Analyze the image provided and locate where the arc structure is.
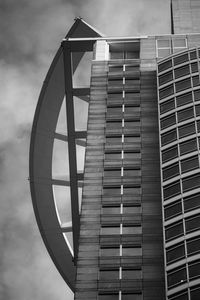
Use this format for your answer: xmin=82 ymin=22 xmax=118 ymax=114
xmin=29 ymin=18 xmax=102 ymax=291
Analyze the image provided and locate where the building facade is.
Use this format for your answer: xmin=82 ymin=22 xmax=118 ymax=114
xmin=30 ymin=1 xmax=200 ymax=299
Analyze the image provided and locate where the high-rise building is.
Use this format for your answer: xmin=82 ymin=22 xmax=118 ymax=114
xmin=29 ymin=1 xmax=200 ymax=299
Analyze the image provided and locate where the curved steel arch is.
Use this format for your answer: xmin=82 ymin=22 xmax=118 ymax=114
xmin=29 ymin=18 xmax=101 ymax=291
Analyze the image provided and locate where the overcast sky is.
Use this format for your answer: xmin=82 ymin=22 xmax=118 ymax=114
xmin=0 ymin=1 xmax=170 ymax=299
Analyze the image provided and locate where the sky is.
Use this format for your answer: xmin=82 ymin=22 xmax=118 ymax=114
xmin=0 ymin=0 xmax=170 ymax=299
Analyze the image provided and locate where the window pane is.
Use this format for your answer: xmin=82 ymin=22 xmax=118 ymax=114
xmin=184 ymin=193 xmax=200 ymax=212
xmin=185 ymin=215 xmax=200 ymax=233
xmin=169 ymin=291 xmax=188 ymax=300
xmin=157 ymin=39 xmax=171 ymax=48
xmin=181 ymin=155 xmax=199 ymax=173
xmin=122 ymin=293 xmax=142 ymax=300
xmin=163 ymin=162 xmax=179 ymax=181
xmin=122 ymin=246 xmax=142 ymax=256
xmin=173 ymin=38 xmax=186 ymax=48
xmin=189 ymin=261 xmax=200 ymax=279
xmin=164 ymin=200 xmax=182 ymax=220
xmin=178 ymin=122 xmax=195 ymax=139
xmin=162 ymin=145 xmax=178 ymax=163
xmin=158 ymin=48 xmax=171 ymax=58
xmin=177 ymin=107 xmax=194 ymax=122
xmin=192 ymin=76 xmax=200 ymax=87
xmin=191 ymin=287 xmax=200 ymax=300
xmin=110 ymin=52 xmax=124 ymax=59
xmin=101 ymin=226 xmax=120 ymax=235
xmin=182 ymin=174 xmax=200 ymax=192
xmin=123 ymin=205 xmax=141 ymax=214
xmin=179 ymin=138 xmax=197 ymax=155
xmin=104 ymin=170 xmax=121 ymax=177
xmin=160 ymin=99 xmax=175 ymax=114
xmin=122 ymin=225 xmax=142 ymax=235
xmin=103 ymin=187 xmax=121 ymax=196
xmin=190 ymin=50 xmax=197 ymax=60
xmin=158 ymin=59 xmax=172 ymax=73
xmin=100 ymin=269 xmax=119 ymax=280
xmin=166 ymin=221 xmax=183 ymax=241
xmin=191 ymin=62 xmax=198 ymax=73
xmin=174 ymin=65 xmax=190 ymax=79
xmin=176 ymin=92 xmax=193 ymax=107
xmin=194 ymin=89 xmax=200 ymax=102
xmin=167 ymin=266 xmax=187 ymax=287
xmin=101 ymin=247 xmax=120 ymax=257
xmin=99 ymin=294 xmax=119 ymax=300
xmin=166 ymin=243 xmax=185 ymax=263
xmin=175 ymin=78 xmax=191 ymax=93
xmin=163 ymin=181 xmax=181 ymax=200
xmin=161 ymin=129 xmax=177 ymax=146
xmin=174 ymin=53 xmax=189 ymax=66
xmin=161 ymin=113 xmax=176 ymax=130
xmin=159 ymin=71 xmax=173 ymax=85
xmin=102 ymin=206 xmax=120 ymax=214
xmin=159 ymin=85 xmax=174 ymax=99
xmin=122 ymin=268 xmax=141 ymax=279
xmin=187 ymin=237 xmax=200 ymax=256
xmin=105 ymin=153 xmax=121 ymax=160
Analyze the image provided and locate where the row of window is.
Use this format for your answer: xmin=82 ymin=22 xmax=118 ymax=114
xmin=165 ymin=213 xmax=200 ymax=241
xmin=109 ymin=64 xmax=140 ymax=73
xmin=157 ymin=38 xmax=188 ymax=59
xmin=100 ymin=245 xmax=141 ymax=257
xmin=166 ymin=236 xmax=200 ymax=264
xmin=109 ymin=51 xmax=140 ymax=60
xmin=167 ymin=260 xmax=200 ymax=288
xmin=158 ymin=49 xmax=198 ymax=73
xmin=99 ymin=267 xmax=142 ymax=280
xmin=98 ymin=292 xmax=142 ymax=300
xmin=168 ymin=285 xmax=200 ymax=300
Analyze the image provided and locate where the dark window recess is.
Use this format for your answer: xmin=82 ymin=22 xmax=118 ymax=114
xmin=162 ymin=145 xmax=178 ymax=163
xmin=167 ymin=266 xmax=187 ymax=287
xmin=181 ymin=155 xmax=199 ymax=173
xmin=163 ymin=181 xmax=181 ymax=200
xmin=160 ymin=99 xmax=175 ymax=114
xmin=100 ymin=246 xmax=119 ymax=257
xmin=178 ymin=122 xmax=196 ymax=139
xmin=166 ymin=242 xmax=185 ymax=264
xmin=177 ymin=107 xmax=194 ymax=122
xmin=187 ymin=237 xmax=200 ymax=256
xmin=191 ymin=62 xmax=198 ymax=73
xmin=165 ymin=221 xmax=183 ymax=241
xmin=173 ymin=53 xmax=189 ymax=66
xmin=122 ymin=293 xmax=142 ymax=300
xmin=161 ymin=113 xmax=176 ymax=130
xmin=161 ymin=129 xmax=177 ymax=146
xmin=192 ymin=76 xmax=200 ymax=87
xmin=179 ymin=138 xmax=197 ymax=155
xmin=175 ymin=78 xmax=191 ymax=93
xmin=158 ymin=59 xmax=172 ymax=73
xmin=176 ymin=92 xmax=193 ymax=107
xmin=185 ymin=215 xmax=200 ymax=233
xmin=190 ymin=50 xmax=197 ymax=60
xmin=182 ymin=174 xmax=200 ymax=192
xmin=99 ymin=294 xmax=119 ymax=300
xmin=184 ymin=193 xmax=200 ymax=212
xmin=168 ymin=291 xmax=188 ymax=300
xmin=174 ymin=65 xmax=190 ymax=79
xmin=159 ymin=85 xmax=174 ymax=100
xmin=195 ymin=104 xmax=200 ymax=116
xmin=194 ymin=89 xmax=200 ymax=102
xmin=189 ymin=261 xmax=200 ymax=280
xmin=164 ymin=200 xmax=182 ymax=220
xmin=191 ymin=287 xmax=200 ymax=300
xmin=99 ymin=269 xmax=119 ymax=280
xmin=163 ymin=162 xmax=179 ymax=181
xmin=159 ymin=71 xmax=173 ymax=85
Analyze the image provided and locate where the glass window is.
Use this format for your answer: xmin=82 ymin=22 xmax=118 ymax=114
xmin=174 ymin=65 xmax=190 ymax=79
xmin=157 ymin=39 xmax=171 ymax=48
xmin=184 ymin=193 xmax=200 ymax=212
xmin=101 ymin=226 xmax=120 ymax=235
xmin=122 ymin=293 xmax=142 ymax=300
xmin=175 ymin=78 xmax=191 ymax=93
xmin=122 ymin=246 xmax=142 ymax=256
xmin=109 ymin=65 xmax=123 ymax=73
xmin=177 ymin=107 xmax=194 ymax=123
xmin=123 ymin=205 xmax=141 ymax=214
xmin=110 ymin=52 xmax=124 ymax=59
xmin=159 ymin=85 xmax=174 ymax=100
xmin=161 ymin=129 xmax=177 ymax=146
xmin=122 ymin=268 xmax=141 ymax=279
xmin=165 ymin=221 xmax=183 ymax=241
xmin=108 ymin=92 xmax=123 ymax=100
xmin=187 ymin=237 xmax=200 ymax=256
xmin=103 ymin=187 xmax=121 ymax=196
xmin=162 ymin=145 xmax=178 ymax=163
xmin=161 ymin=113 xmax=176 ymax=130
xmin=123 ymin=169 xmax=141 ymax=177
xmin=197 ymin=120 xmax=200 ymax=133
xmin=163 ymin=162 xmax=179 ymax=181
xmin=106 ymin=137 xmax=122 ymax=144
xmin=158 ymin=48 xmax=171 ymax=58
xmin=167 ymin=265 xmax=187 ymax=287
xmin=100 ymin=246 xmax=120 ymax=257
xmin=102 ymin=206 xmax=120 ymax=214
xmin=190 ymin=50 xmax=197 ymax=60
xmin=185 ymin=215 xmax=200 ymax=233
xmin=122 ymin=225 xmax=142 ymax=235
xmin=179 ymin=138 xmax=197 ymax=155
xmin=191 ymin=287 xmax=200 ymax=300
xmin=182 ymin=174 xmax=200 ymax=192
xmin=166 ymin=242 xmax=185 ymax=264
xmin=194 ymin=89 xmax=200 ymax=102
xmin=169 ymin=291 xmax=188 ymax=300
xmin=174 ymin=53 xmax=189 ymax=66
xmin=105 ymin=152 xmax=121 ymax=161
xmin=160 ymin=99 xmax=175 ymax=114
xmin=176 ymin=92 xmax=193 ymax=107
xmin=159 ymin=71 xmax=173 ymax=85
xmin=99 ymin=294 xmax=119 ymax=300
xmin=178 ymin=122 xmax=196 ymax=139
xmin=195 ymin=104 xmax=200 ymax=116
xmin=104 ymin=169 xmax=121 ymax=177
xmin=99 ymin=269 xmax=119 ymax=280
xmin=123 ymin=187 xmax=141 ymax=195
xmin=125 ymin=51 xmax=139 ymax=59
xmin=181 ymin=155 xmax=199 ymax=173
xmin=158 ymin=59 xmax=172 ymax=73
xmin=189 ymin=261 xmax=200 ymax=280
xmin=191 ymin=62 xmax=198 ymax=73
xmin=124 ymin=136 xmax=141 ymax=143
xmin=173 ymin=38 xmax=187 ymax=48
xmin=164 ymin=200 xmax=182 ymax=220
xmin=163 ymin=180 xmax=181 ymax=200
xmin=192 ymin=76 xmax=200 ymax=87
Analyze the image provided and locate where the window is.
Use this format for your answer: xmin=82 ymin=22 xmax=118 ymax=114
xmin=160 ymin=98 xmax=175 ymax=114
xmin=122 ymin=293 xmax=142 ymax=300
xmin=162 ymin=145 xmax=178 ymax=163
xmin=177 ymin=107 xmax=194 ymax=123
xmin=109 ymin=65 xmax=123 ymax=73
xmin=194 ymin=89 xmax=200 ymax=102
xmin=168 ymin=291 xmax=188 ymax=300
xmin=163 ymin=162 xmax=179 ymax=181
xmin=123 ymin=205 xmax=141 ymax=214
xmin=190 ymin=50 xmax=197 ymax=60
xmin=173 ymin=53 xmax=189 ymax=66
xmin=165 ymin=221 xmax=183 ymax=241
xmin=189 ymin=261 xmax=200 ymax=280
xmin=101 ymin=226 xmax=120 ymax=235
xmin=187 ymin=237 xmax=200 ymax=256
xmin=104 ymin=169 xmax=121 ymax=178
xmin=178 ymin=122 xmax=196 ymax=139
xmin=172 ymin=38 xmax=187 ymax=52
xmin=124 ymin=152 xmax=140 ymax=160
xmin=175 ymin=78 xmax=191 ymax=93
xmin=122 ymin=225 xmax=142 ymax=235
xmin=176 ymin=92 xmax=193 ymax=107
xmin=179 ymin=138 xmax=197 ymax=155
xmin=99 ymin=269 xmax=119 ymax=280
xmin=102 ymin=206 xmax=120 ymax=215
xmin=123 ymin=186 xmax=141 ymax=195
xmin=159 ymin=85 xmax=174 ymax=100
xmin=181 ymin=155 xmax=199 ymax=173
xmin=159 ymin=71 xmax=173 ymax=85
xmin=161 ymin=113 xmax=176 ymax=130
xmin=105 ymin=152 xmax=121 ymax=161
xmin=163 ymin=180 xmax=181 ymax=200
xmin=122 ymin=268 xmax=142 ymax=280
xmin=164 ymin=200 xmax=182 ymax=220
xmin=182 ymin=174 xmax=200 ymax=192
xmin=103 ymin=187 xmax=121 ymax=196
xmin=158 ymin=59 xmax=172 ymax=73
xmin=195 ymin=104 xmax=200 ymax=117
xmin=167 ymin=265 xmax=187 ymax=287
xmin=161 ymin=129 xmax=177 ymax=146
xmin=157 ymin=39 xmax=171 ymax=59
xmin=100 ymin=246 xmax=120 ymax=257
xmin=99 ymin=294 xmax=119 ymax=300
xmin=174 ymin=65 xmax=190 ymax=79
xmin=185 ymin=215 xmax=200 ymax=233
xmin=191 ymin=62 xmax=198 ymax=73
xmin=191 ymin=287 xmax=200 ymax=300
xmin=122 ymin=246 xmax=142 ymax=256
xmin=166 ymin=242 xmax=185 ymax=264
xmin=184 ymin=193 xmax=200 ymax=212
xmin=123 ymin=169 xmax=141 ymax=177
xmin=192 ymin=76 xmax=200 ymax=87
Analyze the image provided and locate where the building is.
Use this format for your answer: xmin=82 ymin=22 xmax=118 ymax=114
xmin=29 ymin=1 xmax=200 ymax=299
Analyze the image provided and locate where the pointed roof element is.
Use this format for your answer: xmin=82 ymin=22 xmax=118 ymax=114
xmin=66 ymin=17 xmax=104 ymax=38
